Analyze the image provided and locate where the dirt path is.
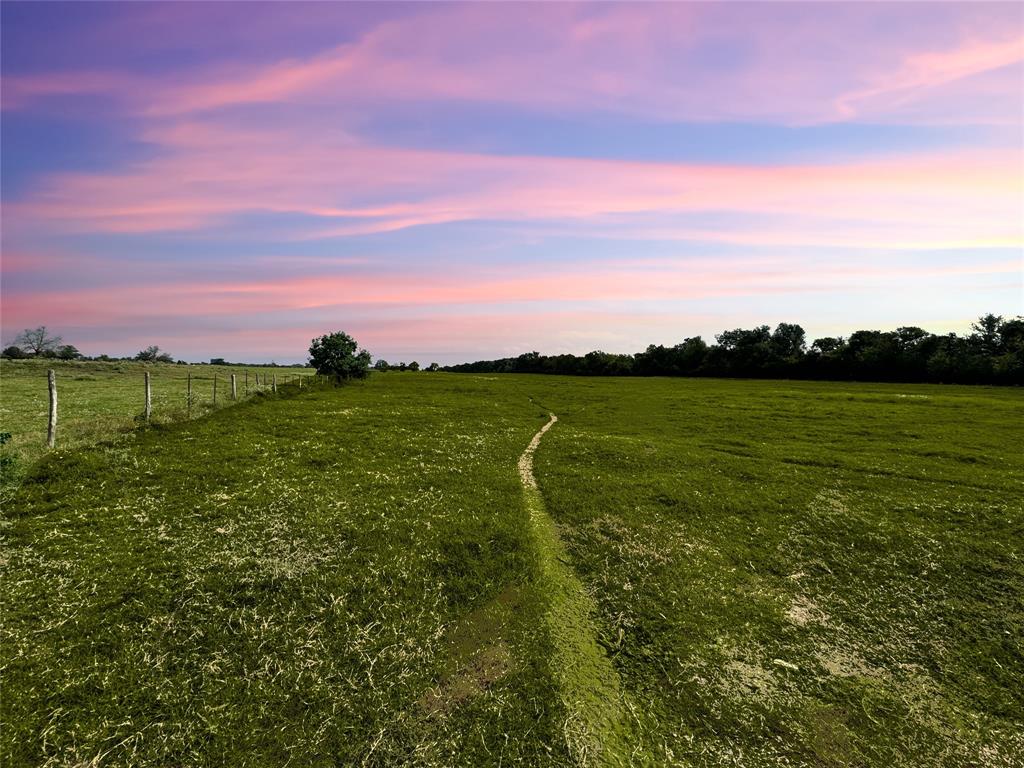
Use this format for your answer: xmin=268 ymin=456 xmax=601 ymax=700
xmin=517 ymin=411 xmax=558 ymax=489
xmin=518 ymin=410 xmax=634 ymax=767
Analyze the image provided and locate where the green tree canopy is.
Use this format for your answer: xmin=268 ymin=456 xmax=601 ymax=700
xmin=309 ymin=332 xmax=371 ymax=380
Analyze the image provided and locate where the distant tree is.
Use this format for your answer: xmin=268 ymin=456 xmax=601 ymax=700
xmin=927 ymin=334 xmax=969 ymax=382
xmin=56 ymin=344 xmax=81 ymax=360
xmin=397 ymin=362 xmax=407 ymax=371
xmin=582 ymin=350 xmax=633 ymax=375
xmin=844 ymin=331 xmax=906 ymax=379
xmin=675 ymin=337 xmax=708 ymax=372
xmin=427 ymin=362 xmax=440 ymax=372
xmin=991 ymin=317 xmax=1024 ymax=383
xmin=515 ymin=351 xmax=543 ymax=373
xmin=894 ymin=327 xmax=929 ymax=350
xmin=373 ymin=359 xmax=390 ymax=371
xmin=408 ymin=361 xmax=421 ymax=372
xmin=999 ymin=317 xmax=1024 ymax=347
xmin=810 ymin=337 xmax=845 ymax=355
xmin=712 ymin=325 xmax=774 ymax=374
xmin=715 ymin=325 xmax=769 ymax=351
xmin=308 ymin=331 xmax=371 ymax=381
xmin=770 ymin=323 xmax=806 ymax=359
xmin=1 ymin=345 xmax=28 ymax=359
xmin=210 ymin=357 xmax=227 ymax=366
xmin=441 ymin=312 xmax=1020 ymax=385
xmin=971 ymin=314 xmax=1003 ymax=355
xmin=15 ymin=326 xmax=62 ymax=356
xmin=136 ymin=346 xmax=174 ymax=363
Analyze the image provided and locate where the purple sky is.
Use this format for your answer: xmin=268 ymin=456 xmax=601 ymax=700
xmin=2 ymin=1 xmax=1022 ymax=364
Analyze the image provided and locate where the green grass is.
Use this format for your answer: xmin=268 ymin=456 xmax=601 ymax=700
xmin=0 ymin=359 xmax=316 ymax=487
xmin=527 ymin=377 xmax=1024 ymax=766
xmin=2 ymin=373 xmax=567 ymax=766
xmin=2 ymin=372 xmax=1021 ymax=766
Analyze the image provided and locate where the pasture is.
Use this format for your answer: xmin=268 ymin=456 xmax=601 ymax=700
xmin=0 ymin=360 xmax=316 ymax=482
xmin=1 ymin=370 xmax=1021 ymax=766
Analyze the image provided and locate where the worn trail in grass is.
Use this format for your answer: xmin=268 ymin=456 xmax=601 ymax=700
xmin=527 ymin=376 xmax=1023 ymax=766
xmin=3 ymin=372 xmax=1021 ymax=766
xmin=518 ymin=411 xmax=635 ymax=766
xmin=1 ymin=375 xmax=573 ymax=766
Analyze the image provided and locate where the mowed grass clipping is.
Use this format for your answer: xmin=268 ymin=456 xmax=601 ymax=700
xmin=527 ymin=377 xmax=1024 ymax=766
xmin=2 ymin=372 xmax=1022 ymax=766
xmin=2 ymin=374 xmax=568 ymax=766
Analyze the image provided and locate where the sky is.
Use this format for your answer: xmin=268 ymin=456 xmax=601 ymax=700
xmin=1 ymin=1 xmax=1022 ymax=365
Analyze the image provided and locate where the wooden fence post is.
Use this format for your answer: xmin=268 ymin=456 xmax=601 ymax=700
xmin=273 ymin=374 xmax=277 ymax=393
xmin=231 ymin=373 xmax=237 ymax=401
xmin=187 ymin=372 xmax=193 ymax=418
xmin=245 ymin=370 xmax=249 ymax=395
xmin=213 ymin=373 xmax=218 ymax=405
xmin=47 ymin=369 xmax=57 ymax=448
xmin=144 ymin=371 xmax=152 ymax=421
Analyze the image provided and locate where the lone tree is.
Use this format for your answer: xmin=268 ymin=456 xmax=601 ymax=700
xmin=135 ymin=346 xmax=174 ymax=363
xmin=15 ymin=326 xmax=62 ymax=356
xmin=308 ymin=331 xmax=371 ymax=381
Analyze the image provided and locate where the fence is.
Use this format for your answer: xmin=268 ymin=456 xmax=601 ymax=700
xmin=38 ymin=367 xmax=322 ymax=450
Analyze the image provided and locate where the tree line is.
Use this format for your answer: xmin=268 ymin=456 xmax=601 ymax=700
xmin=1 ymin=327 xmax=302 ymax=367
xmin=444 ymin=314 xmax=1024 ymax=385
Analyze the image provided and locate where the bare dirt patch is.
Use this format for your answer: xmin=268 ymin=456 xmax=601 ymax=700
xmin=417 ymin=586 xmax=522 ymax=718
xmin=787 ymin=594 xmax=830 ymax=628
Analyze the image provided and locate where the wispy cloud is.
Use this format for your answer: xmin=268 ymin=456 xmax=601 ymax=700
xmin=2 ymin=2 xmax=1021 ymax=361
xmin=11 ymin=126 xmax=1020 ymax=252
xmin=5 ymin=4 xmax=1021 ymax=125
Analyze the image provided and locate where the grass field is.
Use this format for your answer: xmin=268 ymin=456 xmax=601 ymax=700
xmin=528 ymin=378 xmax=1024 ymax=766
xmin=0 ymin=359 xmax=316 ymax=478
xmin=1 ymin=371 xmax=1021 ymax=766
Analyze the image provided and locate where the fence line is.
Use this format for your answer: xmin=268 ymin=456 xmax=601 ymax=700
xmin=41 ymin=368 xmax=319 ymax=449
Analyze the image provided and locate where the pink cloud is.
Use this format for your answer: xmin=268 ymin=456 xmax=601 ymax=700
xmin=10 ymin=124 xmax=1020 ymax=252
xmin=5 ymin=254 xmax=1017 ymax=332
xmin=4 ymin=4 xmax=1020 ymax=126
xmin=834 ymin=34 xmax=1024 ymax=121
xmin=0 ymin=70 xmax=142 ymax=111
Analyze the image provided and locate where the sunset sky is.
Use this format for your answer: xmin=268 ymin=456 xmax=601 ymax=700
xmin=2 ymin=1 xmax=1022 ymax=364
